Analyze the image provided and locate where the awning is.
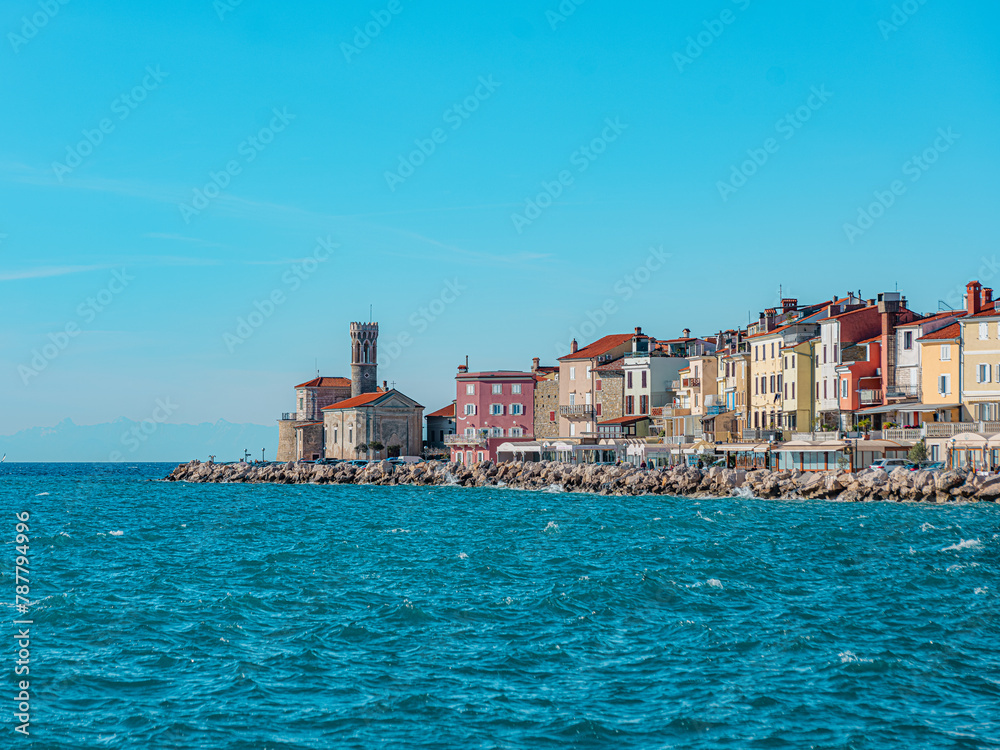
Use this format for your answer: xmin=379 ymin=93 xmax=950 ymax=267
xmin=717 ymin=443 xmax=769 ymax=452
xmin=857 ymin=403 xmax=960 ymax=414
xmin=951 ymin=433 xmax=988 ymax=447
xmin=772 ymin=440 xmax=847 ymax=451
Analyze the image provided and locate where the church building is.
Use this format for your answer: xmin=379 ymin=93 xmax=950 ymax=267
xmin=276 ymin=322 xmax=424 ymax=461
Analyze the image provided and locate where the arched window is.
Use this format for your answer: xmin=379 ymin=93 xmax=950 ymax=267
xmin=363 ymin=342 xmax=371 ymax=364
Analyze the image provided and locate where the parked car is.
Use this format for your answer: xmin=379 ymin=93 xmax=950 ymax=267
xmin=870 ymin=458 xmax=909 ymax=471
xmin=314 ymin=458 xmax=341 ymax=465
xmin=347 ymin=459 xmax=370 ymax=467
xmin=921 ymin=461 xmax=946 ymax=471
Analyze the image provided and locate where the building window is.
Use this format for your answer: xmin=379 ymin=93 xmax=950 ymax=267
xmin=490 ymin=404 xmax=503 ymax=415
xmin=694 ymin=394 xmax=699 ymax=408
xmin=754 ymin=346 xmax=758 ymax=361
xmin=596 ymin=379 xmax=602 ymax=391
xmin=823 ymin=380 xmax=828 ymax=399
xmin=640 ymin=395 xmax=648 ymax=413
xmin=492 ymin=384 xmax=502 ymax=395
xmin=549 ymin=410 xmax=556 ymax=422
xmin=510 ymin=427 xmax=523 ymax=438
xmin=569 ymin=367 xmax=576 ymax=380
xmin=791 ymin=382 xmax=795 ymax=399
xmin=596 ymin=404 xmax=602 ymax=416
xmin=465 ymin=427 xmax=474 ymax=437
xmin=464 ymin=403 xmax=476 ymax=415
xmin=349 ymin=428 xmax=353 ymax=444
xmin=940 ymin=344 xmax=951 ymax=361
xmin=512 ymin=384 xmax=521 ymax=395
xmin=627 ymin=371 xmax=633 ymax=388
xmin=823 ymin=345 xmax=827 ymax=363
xmin=939 ymin=374 xmax=950 ymax=395
xmin=791 ymin=354 xmax=796 ymax=367
xmin=477 ymin=451 xmax=485 ymax=462
xmin=769 ymin=375 xmax=775 ymax=393
xmin=978 ymin=364 xmax=991 ymax=383
xmin=771 ymin=343 xmax=775 ymax=359
xmin=333 ymin=428 xmax=338 ymax=443
xmin=980 ymin=323 xmax=989 ymax=340
xmin=490 ymin=427 xmax=503 ymax=437
xmin=511 ymin=403 xmax=523 ymax=415
xmin=841 ymin=379 xmax=848 ymax=399
xmin=625 ymin=396 xmax=635 ymax=415
xmin=754 ymin=378 xmax=758 ymax=395
xmin=903 ymin=331 xmax=913 ymax=349
xmin=466 ymin=384 xmax=475 ymax=395
xmin=569 ymin=393 xmax=575 ymax=406
xmin=586 ymin=366 xmax=592 ymax=379
xmin=641 ymin=370 xmax=648 ymax=388
xmin=784 ymin=383 xmax=788 ymax=399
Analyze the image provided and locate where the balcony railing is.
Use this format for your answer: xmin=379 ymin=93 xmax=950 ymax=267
xmin=559 ymin=404 xmax=594 ymax=417
xmin=924 ymin=422 xmax=1000 ymax=438
xmin=882 ymin=428 xmax=925 ymax=442
xmin=280 ymin=413 xmax=297 ymax=421
xmin=742 ymin=429 xmax=782 ymax=442
xmin=859 ymin=390 xmax=883 ymax=405
xmin=445 ymin=434 xmax=488 ymax=446
xmin=885 ymin=384 xmax=921 ymax=400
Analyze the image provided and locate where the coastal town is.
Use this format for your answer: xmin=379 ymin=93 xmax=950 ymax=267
xmin=276 ymin=280 xmax=1000 ymax=474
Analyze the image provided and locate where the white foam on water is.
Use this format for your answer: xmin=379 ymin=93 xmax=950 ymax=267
xmin=35 ymin=492 xmax=49 ymax=497
xmin=941 ymin=539 xmax=981 ymax=552
xmin=706 ymin=579 xmax=723 ymax=589
xmin=385 ymin=528 xmax=412 ymax=534
xmin=543 ymin=521 xmax=560 ymax=532
xmin=975 ymin=587 xmax=988 ymax=595
xmin=909 ymin=547 xmax=916 ymax=555
xmin=543 ymin=483 xmax=566 ymax=493
xmin=732 ymin=487 xmax=757 ymax=499
xmin=839 ymin=651 xmax=873 ymax=664
xmin=921 ymin=522 xmax=943 ymax=532
xmin=109 ymin=530 xmax=123 ymax=537
xmin=457 ymin=552 xmax=468 ymax=559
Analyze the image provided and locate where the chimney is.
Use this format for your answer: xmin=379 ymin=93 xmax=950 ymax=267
xmin=682 ymin=328 xmax=691 ymax=338
xmin=457 ymin=364 xmax=468 ymax=374
xmin=982 ymin=287 xmax=993 ymax=308
xmin=635 ymin=326 xmax=642 ymax=336
xmin=781 ymin=298 xmax=797 ymax=312
xmin=532 ymin=357 xmax=540 ymax=372
xmin=967 ymin=281 xmax=982 ymax=315
xmin=383 ymin=380 xmax=388 ymax=391
xmin=764 ymin=308 xmax=777 ymax=332
xmin=570 ymin=339 xmax=579 ymax=354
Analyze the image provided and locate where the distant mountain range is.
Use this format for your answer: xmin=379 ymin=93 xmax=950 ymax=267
xmin=0 ymin=418 xmax=276 ymax=463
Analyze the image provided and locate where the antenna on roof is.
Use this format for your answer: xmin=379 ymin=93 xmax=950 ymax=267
xmin=315 ymin=358 xmax=319 ymax=377
xmin=369 ymin=304 xmax=373 ymax=323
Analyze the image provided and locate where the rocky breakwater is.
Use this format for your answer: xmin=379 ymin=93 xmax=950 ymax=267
xmin=163 ymin=460 xmax=998 ymax=502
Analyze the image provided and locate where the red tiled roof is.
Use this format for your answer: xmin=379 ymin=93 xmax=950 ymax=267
xmin=427 ymin=403 xmax=455 ymax=418
xmin=295 ymin=376 xmax=351 ymax=389
xmin=322 ymin=391 xmax=388 ymax=410
xmin=918 ymin=322 xmax=961 ymax=341
xmin=457 ymin=371 xmax=534 ymax=379
xmin=858 ymin=335 xmax=881 ymax=345
xmin=558 ymin=334 xmax=633 ymax=361
xmin=896 ymin=310 xmax=958 ymax=327
xmin=598 ymin=415 xmax=648 ymax=425
xmin=968 ymin=302 xmax=999 ymax=318
xmin=594 ymin=357 xmax=625 ymax=372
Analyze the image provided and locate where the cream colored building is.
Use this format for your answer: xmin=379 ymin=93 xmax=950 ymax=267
xmin=781 ymin=340 xmax=815 ymax=432
xmin=557 ymin=333 xmax=633 ymax=437
xmin=959 ymin=281 xmax=1000 ymax=422
xmin=917 ymin=322 xmax=962 ymax=419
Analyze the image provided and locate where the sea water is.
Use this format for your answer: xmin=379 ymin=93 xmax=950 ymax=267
xmin=1 ymin=463 xmax=998 ymax=749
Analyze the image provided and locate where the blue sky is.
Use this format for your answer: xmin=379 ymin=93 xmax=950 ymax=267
xmin=2 ymin=0 xmax=998 ymax=438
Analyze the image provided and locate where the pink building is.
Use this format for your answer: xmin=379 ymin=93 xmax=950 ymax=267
xmin=448 ymin=366 xmax=537 ymax=464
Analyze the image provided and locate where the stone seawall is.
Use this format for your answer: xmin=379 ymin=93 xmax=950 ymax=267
xmin=163 ymin=460 xmax=1000 ymax=503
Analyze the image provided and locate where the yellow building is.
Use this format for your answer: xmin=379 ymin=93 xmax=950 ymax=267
xmin=959 ymin=281 xmax=1000 ymax=422
xmin=781 ymin=340 xmax=815 ymax=432
xmin=748 ymin=331 xmax=785 ymax=431
xmin=917 ymin=321 xmax=962 ymax=421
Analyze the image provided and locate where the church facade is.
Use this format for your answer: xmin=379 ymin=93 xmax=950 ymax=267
xmin=276 ymin=322 xmax=424 ymax=461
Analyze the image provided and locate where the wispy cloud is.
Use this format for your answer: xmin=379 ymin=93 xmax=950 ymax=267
xmin=0 ymin=264 xmax=115 ymax=282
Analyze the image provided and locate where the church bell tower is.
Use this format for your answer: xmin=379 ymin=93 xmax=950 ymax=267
xmin=350 ymin=322 xmax=379 ymax=397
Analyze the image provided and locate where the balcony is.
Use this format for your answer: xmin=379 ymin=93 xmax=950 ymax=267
xmin=559 ymin=404 xmax=594 ymax=417
xmin=445 ymin=434 xmax=488 ymax=447
xmin=859 ymin=389 xmax=883 ymax=406
xmin=885 ymin=384 xmax=921 ymax=400
xmin=280 ymin=413 xmax=297 ymax=421
xmin=742 ymin=429 xmax=782 ymax=442
xmin=924 ymin=422 xmax=1000 ymax=438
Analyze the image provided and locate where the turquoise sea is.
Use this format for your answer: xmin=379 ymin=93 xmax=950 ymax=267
xmin=2 ymin=463 xmax=998 ymax=749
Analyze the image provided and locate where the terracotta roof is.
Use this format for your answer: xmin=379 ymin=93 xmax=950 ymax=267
xmin=295 ymin=376 xmax=351 ymax=389
xmin=457 ymin=371 xmax=534 ymax=379
xmin=857 ymin=335 xmax=881 ymax=345
xmin=918 ymin=322 xmax=961 ymax=341
xmin=427 ymin=403 xmax=455 ymax=418
xmin=967 ymin=302 xmax=999 ymax=318
xmin=558 ymin=334 xmax=633 ymax=361
xmin=322 ymin=391 xmax=389 ymax=410
xmin=598 ymin=415 xmax=648 ymax=425
xmin=594 ymin=357 xmax=625 ymax=372
xmin=896 ymin=310 xmax=958 ymax=327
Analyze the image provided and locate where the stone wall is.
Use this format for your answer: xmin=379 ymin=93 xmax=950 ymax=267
xmin=533 ymin=379 xmax=559 ymax=438
xmin=598 ymin=373 xmax=624 ymax=422
xmin=276 ymin=420 xmax=297 ymax=462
